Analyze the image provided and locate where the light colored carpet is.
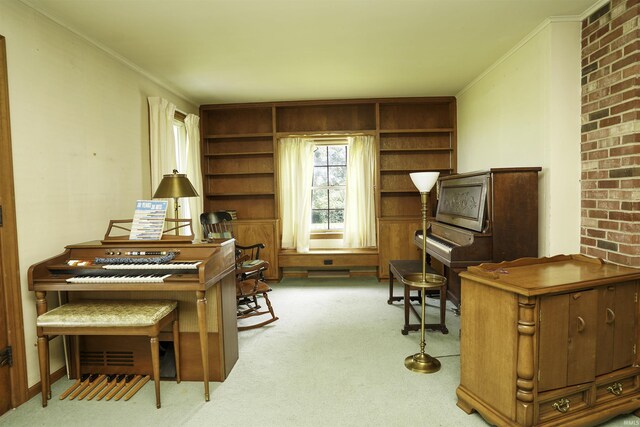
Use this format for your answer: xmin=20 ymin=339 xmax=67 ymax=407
xmin=1 ymin=277 xmax=636 ymax=426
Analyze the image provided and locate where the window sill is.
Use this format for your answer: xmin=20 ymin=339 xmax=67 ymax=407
xmin=310 ymin=232 xmax=343 ymax=240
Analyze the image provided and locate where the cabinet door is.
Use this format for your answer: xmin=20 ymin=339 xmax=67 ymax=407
xmin=596 ymin=282 xmax=638 ymax=375
xmin=539 ymin=290 xmax=598 ymax=392
xmin=377 ymin=219 xmax=421 ymax=278
xmin=233 ymin=220 xmax=279 ymax=280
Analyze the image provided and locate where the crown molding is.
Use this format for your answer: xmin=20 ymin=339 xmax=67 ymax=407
xmin=19 ymin=0 xmax=198 ymax=107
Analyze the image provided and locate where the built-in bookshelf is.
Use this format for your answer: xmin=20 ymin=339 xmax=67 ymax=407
xmin=199 ymin=97 xmax=457 ymax=279
xmin=200 ymin=106 xmax=276 ymax=220
xmin=377 ymin=100 xmax=456 ymax=218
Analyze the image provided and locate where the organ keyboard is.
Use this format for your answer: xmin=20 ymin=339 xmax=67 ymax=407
xmin=28 ymin=237 xmax=238 ymax=401
xmin=102 ymin=261 xmax=201 ymax=270
xmin=66 ymin=274 xmax=172 ymax=283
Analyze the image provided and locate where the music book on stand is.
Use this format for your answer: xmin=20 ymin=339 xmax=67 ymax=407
xmin=129 ymin=200 xmax=168 ymax=240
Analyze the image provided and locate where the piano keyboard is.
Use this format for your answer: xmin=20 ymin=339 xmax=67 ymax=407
xmin=426 ymin=236 xmax=455 ymax=254
xmin=102 ymin=262 xmax=201 ymax=270
xmin=66 ymin=274 xmax=171 ymax=284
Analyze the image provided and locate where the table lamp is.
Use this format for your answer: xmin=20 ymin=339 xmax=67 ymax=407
xmin=153 ymin=169 xmax=199 ymax=234
xmin=402 ymin=171 xmax=446 ymax=374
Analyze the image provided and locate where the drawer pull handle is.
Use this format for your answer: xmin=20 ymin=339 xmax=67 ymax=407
xmin=607 ymin=382 xmax=623 ymax=396
xmin=606 ymin=308 xmax=615 ymax=324
xmin=577 ymin=316 xmax=585 ymax=332
xmin=552 ymin=398 xmax=570 ymax=413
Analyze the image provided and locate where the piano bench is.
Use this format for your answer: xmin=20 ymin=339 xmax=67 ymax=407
xmin=388 ymin=260 xmax=448 ymax=335
xmin=36 ymin=299 xmax=181 ymax=409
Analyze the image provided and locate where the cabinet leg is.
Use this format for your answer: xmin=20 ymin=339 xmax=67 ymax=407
xmin=456 ymin=399 xmax=475 ymax=415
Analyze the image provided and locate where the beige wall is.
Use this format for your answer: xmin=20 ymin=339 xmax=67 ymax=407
xmin=456 ymin=19 xmax=582 ymax=257
xmin=0 ymin=0 xmax=197 ymax=386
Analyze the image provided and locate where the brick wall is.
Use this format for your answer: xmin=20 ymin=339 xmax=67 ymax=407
xmin=581 ymin=0 xmax=639 ymax=267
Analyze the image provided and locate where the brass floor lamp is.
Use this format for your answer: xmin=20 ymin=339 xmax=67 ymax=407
xmin=402 ymin=171 xmax=446 ymax=374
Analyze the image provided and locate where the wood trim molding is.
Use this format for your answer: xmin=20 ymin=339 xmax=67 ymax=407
xmin=0 ymin=35 xmax=29 ymax=407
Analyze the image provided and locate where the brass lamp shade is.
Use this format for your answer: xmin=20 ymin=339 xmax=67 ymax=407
xmin=153 ymin=169 xmax=199 ymax=200
xmin=153 ymin=170 xmax=199 ymax=235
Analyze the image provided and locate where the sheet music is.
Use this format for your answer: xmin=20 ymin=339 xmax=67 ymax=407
xmin=129 ymin=200 xmax=168 ymax=240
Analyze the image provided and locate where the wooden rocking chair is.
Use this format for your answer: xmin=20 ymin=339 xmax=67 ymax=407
xmin=200 ymin=212 xmax=278 ymax=330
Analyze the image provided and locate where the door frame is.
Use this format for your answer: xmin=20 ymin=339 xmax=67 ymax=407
xmin=0 ymin=34 xmax=29 ymax=409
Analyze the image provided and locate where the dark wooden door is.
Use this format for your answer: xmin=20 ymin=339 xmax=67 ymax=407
xmin=0 ymin=34 xmax=27 ymax=414
xmin=0 ymin=33 xmax=11 ymax=416
xmin=0 ymin=241 xmax=10 ymax=415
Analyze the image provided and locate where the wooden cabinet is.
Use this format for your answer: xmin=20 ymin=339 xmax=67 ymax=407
xmin=377 ymin=218 xmax=421 ymax=278
xmin=456 ymin=255 xmax=640 ymax=427
xmin=232 ymin=219 xmax=279 ymax=280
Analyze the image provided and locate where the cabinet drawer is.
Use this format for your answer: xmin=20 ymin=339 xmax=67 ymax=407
xmin=538 ymin=389 xmax=589 ymax=423
xmin=595 ymin=375 xmax=639 ymax=404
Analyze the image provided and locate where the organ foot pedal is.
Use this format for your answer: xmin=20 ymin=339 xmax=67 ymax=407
xmin=59 ymin=374 xmax=151 ymax=402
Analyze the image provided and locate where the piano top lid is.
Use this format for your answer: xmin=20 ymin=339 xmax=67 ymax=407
xmin=435 ymin=172 xmax=488 ymax=233
xmin=438 ymin=167 xmax=542 ymax=182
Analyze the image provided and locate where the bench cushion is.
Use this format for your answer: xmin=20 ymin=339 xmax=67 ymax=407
xmin=36 ymin=300 xmax=177 ymax=328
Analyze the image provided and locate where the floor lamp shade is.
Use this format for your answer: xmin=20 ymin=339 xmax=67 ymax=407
xmin=410 ymin=171 xmax=440 ymax=193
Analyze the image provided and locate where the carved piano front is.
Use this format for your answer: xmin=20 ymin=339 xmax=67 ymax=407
xmin=28 ymin=238 xmax=237 ymax=401
xmin=415 ymin=167 xmax=541 ymax=308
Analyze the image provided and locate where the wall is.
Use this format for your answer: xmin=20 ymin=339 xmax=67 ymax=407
xmin=0 ymin=0 xmax=197 ymax=387
xmin=456 ymin=20 xmax=582 ymax=257
xmin=580 ymin=0 xmax=639 ymax=267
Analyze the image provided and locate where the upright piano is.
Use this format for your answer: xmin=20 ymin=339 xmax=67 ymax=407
xmin=28 ymin=237 xmax=237 ymax=401
xmin=415 ymin=167 xmax=541 ymax=309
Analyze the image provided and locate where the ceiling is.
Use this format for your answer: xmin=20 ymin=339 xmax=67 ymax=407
xmin=23 ymin=0 xmax=600 ymax=105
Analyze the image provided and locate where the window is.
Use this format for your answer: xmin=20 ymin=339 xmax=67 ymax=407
xmin=173 ymin=118 xmax=187 ymax=168
xmin=311 ymin=144 xmax=347 ymax=231
xmin=172 ymin=113 xmax=190 ymax=219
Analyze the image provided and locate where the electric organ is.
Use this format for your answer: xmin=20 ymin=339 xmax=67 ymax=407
xmin=29 ymin=237 xmax=237 ymax=401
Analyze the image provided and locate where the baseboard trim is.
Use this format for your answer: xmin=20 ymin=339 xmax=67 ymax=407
xmin=27 ymin=366 xmax=67 ymax=401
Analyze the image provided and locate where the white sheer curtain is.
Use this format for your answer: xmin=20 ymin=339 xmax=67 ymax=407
xmin=343 ymin=135 xmax=376 ymax=248
xmin=278 ymin=137 xmax=315 ymax=252
xmin=183 ymin=114 xmax=204 ymax=238
xmin=148 ymin=97 xmax=176 ymax=194
xmin=149 ymin=97 xmax=203 ymax=236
